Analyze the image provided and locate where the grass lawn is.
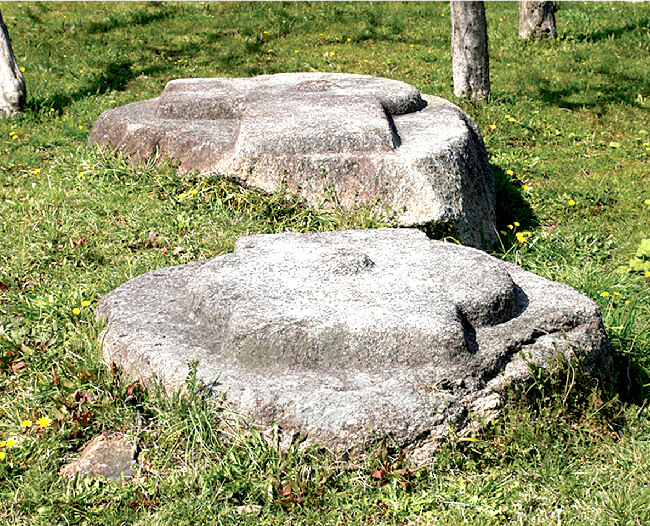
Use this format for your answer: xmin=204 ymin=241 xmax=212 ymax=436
xmin=1 ymin=1 xmax=650 ymax=524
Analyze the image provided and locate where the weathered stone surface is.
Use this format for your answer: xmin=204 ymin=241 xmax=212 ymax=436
xmin=96 ymin=229 xmax=611 ymax=455
xmin=88 ymin=73 xmax=496 ymax=248
xmin=59 ymin=434 xmax=135 ymax=481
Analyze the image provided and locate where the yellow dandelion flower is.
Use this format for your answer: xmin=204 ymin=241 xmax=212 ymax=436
xmin=0 ymin=452 xmax=5 ymax=460
xmin=625 ymin=300 xmax=630 ymax=305
xmin=6 ymin=440 xmax=15 ymax=449
xmin=523 ymin=185 xmax=530 ymax=191
xmin=489 ymin=124 xmax=496 ymax=130
xmin=410 ymin=44 xmax=414 ymax=48
xmin=568 ymin=199 xmax=575 ymax=206
xmin=178 ymin=193 xmax=186 ymax=199
xmin=613 ymin=292 xmax=620 ymax=296
xmin=513 ymin=221 xmax=520 ymax=227
xmin=38 ymin=417 xmax=51 ymax=428
xmin=600 ymin=291 xmax=609 ymax=298
xmin=505 ymin=114 xmax=511 ymax=119
xmin=346 ymin=38 xmax=351 ymax=42
xmin=72 ymin=307 xmax=80 ymax=315
xmin=20 ymin=420 xmax=32 ymax=428
xmin=189 ymin=189 xmax=198 ymax=195
xmin=19 ymin=67 xmax=25 ymax=73
xmin=0 ymin=442 xmax=5 ymax=448
xmin=263 ymin=31 xmax=269 ymax=34
xmin=533 ymin=110 xmax=539 ymax=114
xmin=644 ymin=199 xmax=650 ymax=205
xmin=81 ymin=300 xmax=90 ymax=307
xmin=507 ymin=224 xmax=514 ymax=230
xmin=516 ymin=232 xmax=525 ymax=242
xmin=646 ymin=271 xmax=650 ymax=277
xmin=509 ymin=117 xmax=516 ymax=123
xmin=506 ymin=169 xmax=514 ymax=176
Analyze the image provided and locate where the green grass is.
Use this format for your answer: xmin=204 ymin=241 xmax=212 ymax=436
xmin=1 ymin=1 xmax=650 ymax=524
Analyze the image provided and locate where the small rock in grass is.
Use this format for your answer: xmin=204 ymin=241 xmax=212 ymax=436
xmin=59 ymin=434 xmax=135 ymax=481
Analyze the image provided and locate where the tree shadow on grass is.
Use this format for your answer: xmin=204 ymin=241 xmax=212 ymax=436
xmin=28 ymin=60 xmax=157 ymax=114
xmin=566 ymin=15 xmax=650 ymax=44
xmin=536 ymin=69 xmax=650 ymax=112
xmin=86 ymin=4 xmax=175 ymax=34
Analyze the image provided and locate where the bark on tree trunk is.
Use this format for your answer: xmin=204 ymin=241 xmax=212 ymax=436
xmin=0 ymin=9 xmax=26 ymax=118
xmin=450 ymin=1 xmax=490 ymax=102
xmin=519 ymin=1 xmax=557 ymax=40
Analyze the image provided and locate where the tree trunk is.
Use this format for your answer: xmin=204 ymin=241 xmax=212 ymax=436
xmin=450 ymin=1 xmax=490 ymax=102
xmin=0 ymin=9 xmax=26 ymax=118
xmin=518 ymin=1 xmax=557 ymax=40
